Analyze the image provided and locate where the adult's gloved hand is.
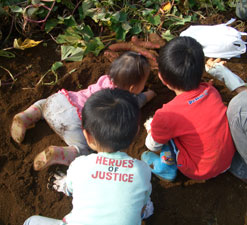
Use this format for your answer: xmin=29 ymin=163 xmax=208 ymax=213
xmin=205 ymin=58 xmax=246 ymax=92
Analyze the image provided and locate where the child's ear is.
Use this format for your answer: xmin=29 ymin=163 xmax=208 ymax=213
xmin=83 ymin=129 xmax=98 ymax=150
xmin=158 ymin=72 xmax=167 ymax=85
xmin=128 ymin=85 xmax=135 ymax=93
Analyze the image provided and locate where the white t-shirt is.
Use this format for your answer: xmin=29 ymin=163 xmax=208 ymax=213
xmin=63 ymin=151 xmax=152 ymax=225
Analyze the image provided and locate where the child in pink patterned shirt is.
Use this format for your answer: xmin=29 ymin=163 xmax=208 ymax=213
xmin=10 ymin=51 xmax=156 ymax=171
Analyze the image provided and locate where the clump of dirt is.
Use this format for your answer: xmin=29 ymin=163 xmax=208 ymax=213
xmin=0 ymin=14 xmax=247 ymax=225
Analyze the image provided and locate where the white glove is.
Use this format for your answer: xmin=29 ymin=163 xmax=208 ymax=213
xmin=144 ymin=117 xmax=153 ymax=133
xmin=51 ymin=172 xmax=71 ymax=196
xmin=205 ymin=62 xmax=246 ymax=92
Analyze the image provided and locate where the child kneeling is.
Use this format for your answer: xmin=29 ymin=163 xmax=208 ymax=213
xmin=23 ymin=88 xmax=153 ymax=225
xmin=142 ymin=36 xmax=236 ymax=181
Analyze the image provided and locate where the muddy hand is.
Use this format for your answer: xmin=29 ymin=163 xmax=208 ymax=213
xmin=206 ymin=58 xmax=226 ymax=70
xmin=144 ymin=117 xmax=153 ymax=133
xmin=49 ymin=171 xmax=70 ymax=195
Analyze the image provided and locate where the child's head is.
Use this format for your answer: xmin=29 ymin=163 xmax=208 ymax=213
xmin=109 ymin=51 xmax=150 ymax=94
xmin=82 ymin=88 xmax=139 ymax=152
xmin=158 ymin=36 xmax=204 ymax=91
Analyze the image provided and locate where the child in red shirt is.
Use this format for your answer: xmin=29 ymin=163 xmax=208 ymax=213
xmin=142 ymin=36 xmax=236 ymax=181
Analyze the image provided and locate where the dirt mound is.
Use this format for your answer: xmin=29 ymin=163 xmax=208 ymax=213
xmin=1 ymin=14 xmax=247 ymax=225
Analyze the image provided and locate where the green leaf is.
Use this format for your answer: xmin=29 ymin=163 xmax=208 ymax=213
xmin=119 ymin=11 xmax=127 ymax=22
xmin=112 ymin=24 xmax=128 ymax=40
xmin=82 ymin=25 xmax=94 ymax=41
xmin=45 ymin=18 xmax=59 ymax=33
xmin=61 ymin=45 xmax=85 ymax=62
xmin=212 ymin=0 xmax=225 ymax=11
xmin=9 ymin=5 xmax=23 ymax=13
xmin=227 ymin=1 xmax=236 ymax=8
xmin=117 ymin=28 xmax=128 ymax=40
xmin=60 ymin=0 xmax=74 ymax=9
xmin=31 ymin=0 xmax=40 ymax=4
xmin=0 ymin=50 xmax=15 ymax=58
xmin=148 ymin=15 xmax=161 ymax=26
xmin=163 ymin=15 xmax=192 ymax=30
xmin=56 ymin=34 xmax=84 ymax=46
xmin=81 ymin=0 xmax=94 ymax=20
xmin=0 ymin=6 xmax=7 ymax=16
xmin=56 ymin=15 xmax=77 ymax=26
xmin=161 ymin=30 xmax=175 ymax=41
xmin=130 ymin=23 xmax=142 ymax=35
xmin=51 ymin=61 xmax=63 ymax=72
xmin=92 ymin=11 xmax=108 ymax=23
xmin=174 ymin=15 xmax=192 ymax=26
xmin=122 ymin=22 xmax=132 ymax=31
xmin=56 ymin=25 xmax=87 ymax=46
xmin=85 ymin=37 xmax=104 ymax=56
xmin=142 ymin=8 xmax=153 ymax=16
xmin=111 ymin=11 xmax=120 ymax=23
xmin=63 ymin=15 xmax=77 ymax=27
xmin=144 ymin=0 xmax=153 ymax=7
xmin=66 ymin=26 xmax=84 ymax=37
xmin=188 ymin=0 xmax=197 ymax=8
xmin=27 ymin=7 xmax=39 ymax=18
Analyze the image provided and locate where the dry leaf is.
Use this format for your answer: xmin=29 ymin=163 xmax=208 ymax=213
xmin=13 ymin=38 xmax=42 ymax=50
xmin=162 ymin=2 xmax=172 ymax=12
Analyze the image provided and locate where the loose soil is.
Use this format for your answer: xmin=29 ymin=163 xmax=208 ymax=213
xmin=1 ymin=14 xmax=247 ymax=225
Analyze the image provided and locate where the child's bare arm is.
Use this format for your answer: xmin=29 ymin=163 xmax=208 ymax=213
xmin=143 ymin=89 xmax=156 ymax=103
xmin=137 ymin=90 xmax=156 ymax=108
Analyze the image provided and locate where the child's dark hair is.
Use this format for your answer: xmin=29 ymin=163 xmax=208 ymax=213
xmin=158 ymin=36 xmax=204 ymax=91
xmin=82 ymin=88 xmax=140 ymax=152
xmin=109 ymin=51 xmax=150 ymax=89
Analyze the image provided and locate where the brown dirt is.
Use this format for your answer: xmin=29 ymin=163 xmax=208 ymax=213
xmin=1 ymin=14 xmax=247 ymax=225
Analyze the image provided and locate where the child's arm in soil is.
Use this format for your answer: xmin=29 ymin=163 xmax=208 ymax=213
xmin=143 ymin=89 xmax=157 ymax=103
xmin=52 ymin=172 xmax=72 ymax=196
xmin=136 ymin=90 xmax=156 ymax=108
xmin=145 ymin=132 xmax=163 ymax=151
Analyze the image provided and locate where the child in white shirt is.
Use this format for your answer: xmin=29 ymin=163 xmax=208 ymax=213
xmin=23 ymin=88 xmax=153 ymax=225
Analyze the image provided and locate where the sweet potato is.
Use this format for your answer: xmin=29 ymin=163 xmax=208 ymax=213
xmin=108 ymin=42 xmax=133 ymax=52
xmin=131 ymin=36 xmax=160 ymax=49
xmin=149 ymin=33 xmax=165 ymax=47
xmin=130 ymin=45 xmax=157 ymax=62
xmin=148 ymin=59 xmax=158 ymax=70
xmin=131 ymin=36 xmax=138 ymax=42
xmin=133 ymin=40 xmax=161 ymax=49
xmin=108 ymin=42 xmax=157 ymax=62
xmin=104 ymin=50 xmax=120 ymax=62
xmin=149 ymin=49 xmax=159 ymax=57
